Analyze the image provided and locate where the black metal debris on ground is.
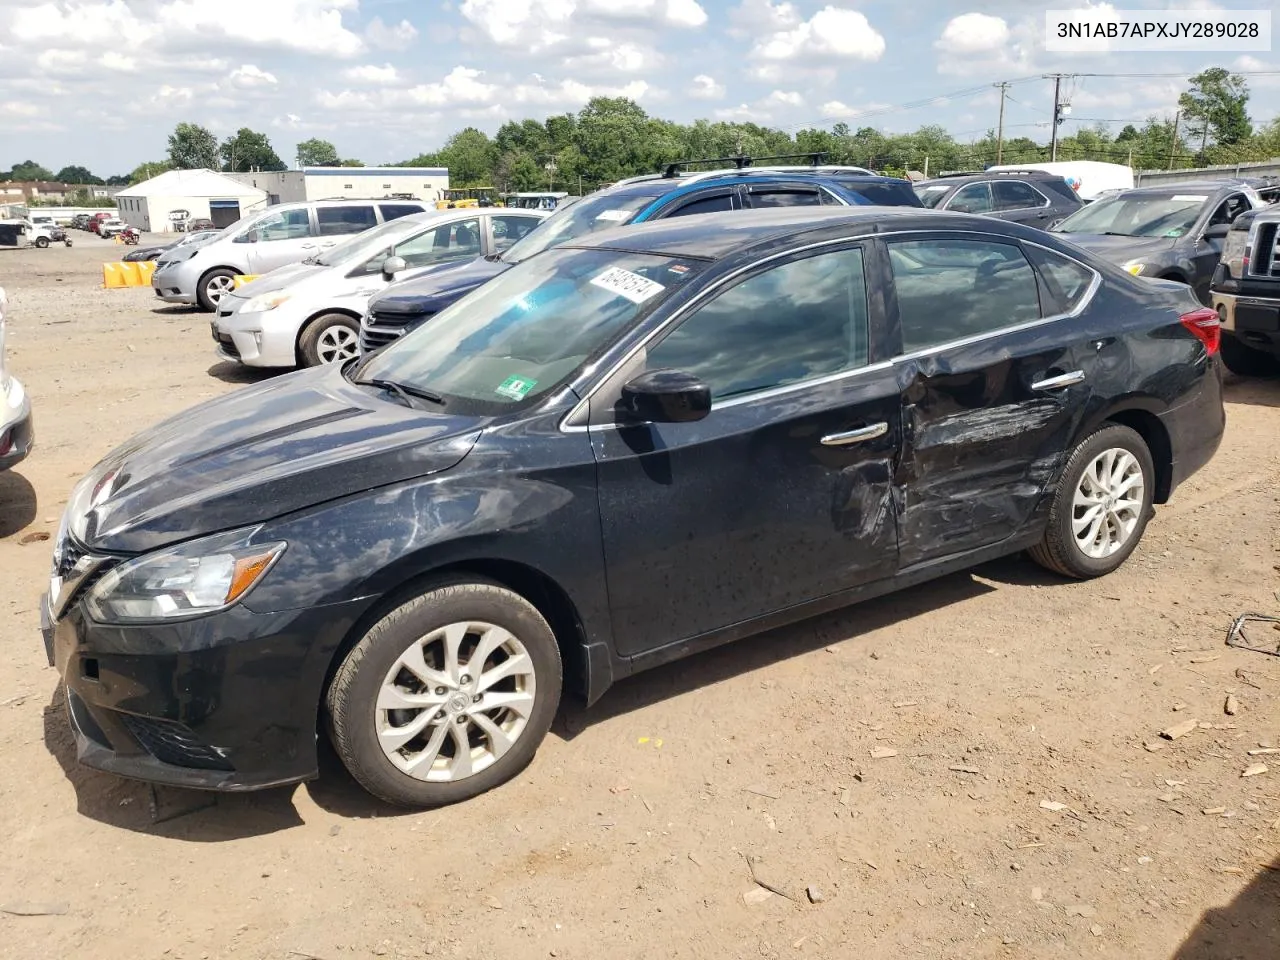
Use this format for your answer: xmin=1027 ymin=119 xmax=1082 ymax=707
xmin=1226 ymin=614 xmax=1280 ymax=658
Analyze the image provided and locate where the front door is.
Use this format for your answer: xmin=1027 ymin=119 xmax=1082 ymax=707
xmin=590 ymin=244 xmax=901 ymax=657
xmin=1191 ymin=192 xmax=1251 ymax=301
xmin=885 ymin=234 xmax=1097 ymax=568
xmin=243 ymin=207 xmax=315 ymax=273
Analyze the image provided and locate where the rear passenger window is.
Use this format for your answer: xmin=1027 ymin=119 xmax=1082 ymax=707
xmin=667 ymin=193 xmax=734 ymax=217
xmin=646 ymin=247 xmax=869 ymax=400
xmin=378 ymin=204 xmax=422 ymax=221
xmin=1025 ymin=245 xmax=1095 ymax=315
xmin=748 ymin=189 xmax=823 ymax=208
xmin=318 ymin=205 xmax=377 ymax=236
xmin=994 ymin=181 xmax=1046 ymax=210
xmin=889 ymin=238 xmax=1040 ymax=352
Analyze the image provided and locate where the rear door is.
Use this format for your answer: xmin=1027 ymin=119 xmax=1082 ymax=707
xmin=992 ymin=180 xmax=1053 ymax=226
xmin=589 ymin=243 xmax=902 ymax=656
xmin=885 ymin=233 xmax=1099 ymax=568
xmin=315 ymin=204 xmax=379 ymax=254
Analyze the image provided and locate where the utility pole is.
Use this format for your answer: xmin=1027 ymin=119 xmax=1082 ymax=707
xmin=994 ymin=81 xmax=1009 ymax=165
xmin=1168 ymin=110 xmax=1180 ymax=170
xmin=1049 ymin=74 xmax=1063 ymax=162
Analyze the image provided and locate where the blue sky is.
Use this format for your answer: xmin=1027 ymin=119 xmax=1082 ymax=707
xmin=0 ymin=0 xmax=1276 ymax=176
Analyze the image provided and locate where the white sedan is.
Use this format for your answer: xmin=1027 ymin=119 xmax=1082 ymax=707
xmin=211 ymin=208 xmax=546 ymax=368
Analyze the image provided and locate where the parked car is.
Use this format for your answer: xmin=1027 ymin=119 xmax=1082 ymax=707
xmin=359 ymin=161 xmax=922 ymax=352
xmin=1050 ymin=180 xmax=1263 ymax=304
xmin=71 ymin=214 xmax=92 ymax=230
xmin=913 ymin=170 xmax=1083 ymax=227
xmin=984 ymin=160 xmax=1134 ymax=202
xmin=1210 ymin=205 xmax=1280 ymax=374
xmin=88 ymin=212 xmax=114 ymax=234
xmin=212 ymin=208 xmax=546 ymax=368
xmin=0 ymin=287 xmax=33 ymax=472
xmin=185 ymin=218 xmax=215 ymax=232
xmin=44 ymin=206 xmax=1225 ymax=806
xmin=96 ymin=218 xmax=127 ymax=238
xmin=152 ymin=199 xmax=431 ymax=311
xmin=122 ymin=229 xmax=218 ymax=263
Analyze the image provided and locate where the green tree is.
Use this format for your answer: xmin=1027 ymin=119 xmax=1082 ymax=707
xmin=128 ymin=160 xmax=174 ymax=184
xmin=220 ymin=128 xmax=286 ymax=172
xmin=55 ymin=165 xmax=103 ymax=184
xmin=8 ymin=160 xmax=54 ymax=181
xmin=339 ymin=158 xmax=365 ymax=167
xmin=1179 ymin=68 xmax=1252 ymax=152
xmin=105 ymin=173 xmax=131 ymax=186
xmin=167 ymin=122 xmax=220 ymax=169
xmin=295 ymin=138 xmax=340 ymax=167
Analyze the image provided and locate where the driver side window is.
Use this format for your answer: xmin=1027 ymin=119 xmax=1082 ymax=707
xmin=1208 ymin=193 xmax=1249 ymax=227
xmin=245 ymin=209 xmax=311 ymax=242
xmin=947 ymin=183 xmax=994 ymax=214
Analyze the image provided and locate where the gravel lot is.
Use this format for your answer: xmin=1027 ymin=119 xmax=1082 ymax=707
xmin=0 ymin=238 xmax=1277 ymax=960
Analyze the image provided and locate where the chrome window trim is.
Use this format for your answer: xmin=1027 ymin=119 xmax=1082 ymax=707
xmin=559 ymin=229 xmax=1102 ymax=434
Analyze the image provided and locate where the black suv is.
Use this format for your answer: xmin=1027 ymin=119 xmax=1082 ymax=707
xmin=1211 ymin=205 xmax=1280 ymax=374
xmin=913 ymin=170 xmax=1083 ymax=228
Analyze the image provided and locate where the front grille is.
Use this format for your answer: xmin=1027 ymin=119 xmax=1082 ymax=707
xmin=214 ymin=331 xmax=240 ymax=359
xmin=358 ymin=325 xmax=404 ymax=353
xmin=55 ymin=539 xmax=119 ymax=610
xmin=1252 ymin=222 xmax=1279 ymax=278
xmin=118 ymin=714 xmax=234 ymax=771
xmin=360 ymin=309 xmax=432 ymax=353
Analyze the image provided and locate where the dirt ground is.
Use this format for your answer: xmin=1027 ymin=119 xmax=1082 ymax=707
xmin=0 ymin=238 xmax=1277 ymax=960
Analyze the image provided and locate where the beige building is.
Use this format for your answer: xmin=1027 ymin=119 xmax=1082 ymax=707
xmin=228 ymin=166 xmax=450 ymax=205
xmin=113 ymin=169 xmax=269 ymax=233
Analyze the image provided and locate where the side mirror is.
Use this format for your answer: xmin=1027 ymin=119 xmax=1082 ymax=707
xmin=618 ymin=369 xmax=711 ymax=424
xmin=1202 ymin=222 xmax=1231 ymax=242
xmin=381 ymin=255 xmax=407 ymax=281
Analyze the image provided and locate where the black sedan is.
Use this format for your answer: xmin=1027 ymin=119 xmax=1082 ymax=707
xmin=1050 ymin=180 xmax=1260 ymax=304
xmin=43 ymin=208 xmax=1224 ymax=807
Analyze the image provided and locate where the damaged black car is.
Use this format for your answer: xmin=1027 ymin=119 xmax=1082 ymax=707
xmin=44 ymin=207 xmax=1225 ymax=807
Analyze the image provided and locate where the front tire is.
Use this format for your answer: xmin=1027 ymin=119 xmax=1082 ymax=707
xmin=34 ymin=237 xmax=49 ymax=248
xmin=1029 ymin=424 xmax=1155 ymax=579
xmin=197 ymin=268 xmax=237 ymax=311
xmin=1219 ymin=333 xmax=1279 ymax=377
xmin=327 ymin=579 xmax=563 ymax=807
xmin=299 ymin=313 xmax=361 ymax=367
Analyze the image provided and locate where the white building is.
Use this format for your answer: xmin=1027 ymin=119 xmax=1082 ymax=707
xmin=114 ymin=169 xmax=269 ymax=233
xmin=227 ymin=166 xmax=450 ymax=205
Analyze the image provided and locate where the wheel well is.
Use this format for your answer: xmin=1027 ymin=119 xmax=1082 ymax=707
xmin=322 ymin=559 xmax=591 ymax=703
xmin=296 ymin=308 xmax=363 ymax=363
xmin=1157 ymin=270 xmax=1189 ymax=284
xmin=1105 ymin=409 xmax=1173 ymax=503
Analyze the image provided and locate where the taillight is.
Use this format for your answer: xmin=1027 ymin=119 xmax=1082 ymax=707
xmin=1180 ymin=307 xmax=1220 ymax=356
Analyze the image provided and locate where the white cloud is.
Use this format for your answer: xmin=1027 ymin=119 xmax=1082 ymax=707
xmin=820 ymin=99 xmax=854 ymax=116
xmin=0 ymin=100 xmax=41 ymax=118
xmin=752 ymin=7 xmax=886 ymax=62
xmin=100 ymin=51 xmax=138 ymax=72
xmin=343 ymin=63 xmax=400 ymax=83
xmin=714 ymin=89 xmax=805 ymax=121
xmin=406 ymin=66 xmax=499 ymax=106
xmin=227 ymin=64 xmax=278 ymax=88
xmin=689 ymin=74 xmax=725 ymax=100
xmin=460 ymin=0 xmax=704 ymax=50
xmin=565 ymin=39 xmax=660 ymax=73
xmin=728 ymin=0 xmax=799 ymax=38
xmin=935 ymin=13 xmax=1009 ymax=55
xmin=365 ymin=16 xmax=419 ymax=50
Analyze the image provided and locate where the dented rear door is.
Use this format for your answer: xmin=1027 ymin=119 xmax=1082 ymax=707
xmin=884 ymin=234 xmax=1091 ymax=568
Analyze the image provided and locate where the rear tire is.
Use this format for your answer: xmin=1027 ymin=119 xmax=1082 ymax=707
xmin=34 ymin=237 xmax=49 ymax=249
xmin=326 ymin=579 xmax=563 ymax=807
xmin=1029 ymin=424 xmax=1155 ymax=579
xmin=197 ymin=268 xmax=237 ymax=311
xmin=299 ymin=313 xmax=361 ymax=367
xmin=1219 ymin=333 xmax=1279 ymax=377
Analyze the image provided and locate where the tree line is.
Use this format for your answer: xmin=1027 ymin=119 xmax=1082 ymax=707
xmin=6 ymin=68 xmax=1276 ymax=195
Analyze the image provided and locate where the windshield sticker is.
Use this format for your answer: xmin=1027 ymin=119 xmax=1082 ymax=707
xmin=668 ymin=264 xmax=691 ymax=275
xmin=1171 ymin=194 xmax=1208 ymax=202
xmin=594 ymin=209 xmax=633 ymax=223
xmin=590 ymin=266 xmax=665 ymax=304
xmin=922 ymin=185 xmax=949 ymax=191
xmin=495 ymin=375 xmax=538 ymax=400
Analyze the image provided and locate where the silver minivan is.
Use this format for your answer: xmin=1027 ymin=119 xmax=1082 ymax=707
xmin=151 ymin=199 xmax=429 ymax=311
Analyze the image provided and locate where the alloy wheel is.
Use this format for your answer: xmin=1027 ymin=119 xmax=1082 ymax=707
xmin=377 ymin=621 xmax=537 ymax=782
xmin=316 ymin=324 xmax=360 ymax=364
xmin=205 ymin=275 xmax=235 ymax=304
xmin=1072 ymin=447 xmax=1145 ymax=559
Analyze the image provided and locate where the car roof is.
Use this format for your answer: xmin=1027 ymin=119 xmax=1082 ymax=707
xmin=919 ymin=170 xmax=1066 ymax=185
xmin=593 ymin=167 xmax=911 ymax=201
xmin=567 ymin=206 xmax=1001 ymax=260
xmin=1115 ymin=181 xmax=1248 ymax=198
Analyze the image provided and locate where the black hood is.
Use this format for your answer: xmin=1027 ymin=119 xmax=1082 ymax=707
xmin=371 ymin=256 xmax=511 ymax=316
xmin=81 ymin=365 xmax=483 ymax=554
xmin=1054 ymin=233 xmax=1178 ymax=265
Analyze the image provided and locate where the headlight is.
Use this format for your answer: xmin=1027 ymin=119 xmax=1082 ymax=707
xmin=1221 ymin=228 xmax=1248 ymax=279
xmin=85 ymin=529 xmax=285 ymax=624
xmin=1123 ymin=261 xmax=1145 ymax=276
xmin=241 ymin=291 xmax=291 ymax=312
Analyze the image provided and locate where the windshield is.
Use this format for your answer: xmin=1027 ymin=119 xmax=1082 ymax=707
xmin=1051 ymin=194 xmax=1206 ymax=237
xmin=913 ymin=184 xmax=951 ymax=209
xmin=355 ymin=247 xmax=703 ymax=414
xmin=313 ymin=216 xmax=429 ymax=267
xmin=499 ymin=192 xmax=662 ymax=263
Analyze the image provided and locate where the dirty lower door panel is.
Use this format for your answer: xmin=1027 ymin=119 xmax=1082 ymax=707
xmin=893 ymin=331 xmax=1089 ymax=568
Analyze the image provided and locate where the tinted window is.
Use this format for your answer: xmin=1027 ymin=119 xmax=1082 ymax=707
xmin=491 ymin=214 xmax=540 ymax=251
xmin=646 ymin=247 xmax=869 ymax=401
xmin=501 ymin=191 xmax=662 ymax=263
xmin=247 ymin=208 xmax=310 ymax=242
xmin=317 ymin=205 xmax=377 ymax=236
xmin=667 ymin=192 xmax=734 ymax=217
xmin=889 ymin=238 xmax=1040 ymax=352
xmin=1025 ymin=245 xmax=1095 ymax=315
xmin=1208 ymin=193 xmax=1250 ymax=227
xmin=947 ymin=182 xmax=993 ymax=214
xmin=915 ymin=184 xmax=951 ymax=209
xmin=748 ymin=189 xmax=823 ymax=208
xmin=994 ymin=180 xmax=1046 ymax=210
xmin=839 ymin=181 xmax=921 ymax=207
xmin=378 ymin=203 xmax=422 ymax=221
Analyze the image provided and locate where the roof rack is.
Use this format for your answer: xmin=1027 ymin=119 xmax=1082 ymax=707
xmin=931 ymin=169 xmax=1054 ymax=179
xmin=660 ymin=152 xmax=832 ymax=179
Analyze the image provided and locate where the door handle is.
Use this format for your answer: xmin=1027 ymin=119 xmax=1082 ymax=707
xmin=301 ymin=242 xmax=316 ymax=249
xmin=1031 ymin=370 xmax=1085 ymax=391
xmin=820 ymin=422 xmax=888 ymax=447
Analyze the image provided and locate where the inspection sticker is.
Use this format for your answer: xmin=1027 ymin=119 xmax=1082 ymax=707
xmin=594 ymin=209 xmax=633 ymax=223
xmin=1171 ymin=194 xmax=1208 ymax=202
xmin=495 ymin=375 xmax=538 ymax=400
xmin=590 ymin=266 xmax=665 ymax=304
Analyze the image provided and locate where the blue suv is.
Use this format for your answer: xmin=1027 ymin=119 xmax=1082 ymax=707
xmin=359 ymin=156 xmax=922 ymax=352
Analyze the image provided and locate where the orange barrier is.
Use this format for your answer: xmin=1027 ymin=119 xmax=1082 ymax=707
xmin=102 ymin=261 xmax=157 ymax=288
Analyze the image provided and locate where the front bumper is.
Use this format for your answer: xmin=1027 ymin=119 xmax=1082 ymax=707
xmin=0 ymin=377 xmax=33 ymax=471
xmin=42 ymin=588 xmax=371 ymax=791
xmin=1212 ymin=290 xmax=1280 ymax=357
xmin=151 ymin=263 xmax=198 ymax=305
xmin=211 ymin=302 xmax=303 ymax=368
